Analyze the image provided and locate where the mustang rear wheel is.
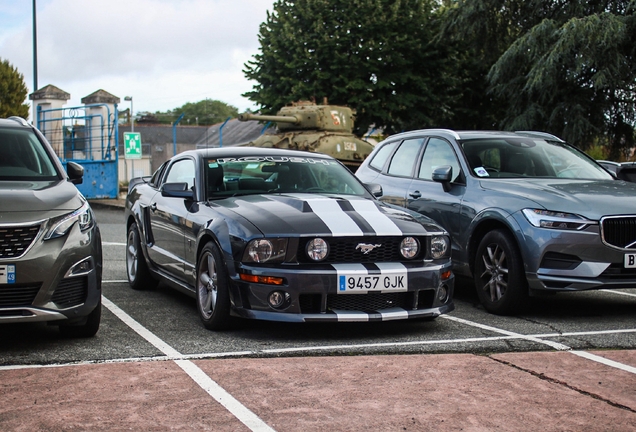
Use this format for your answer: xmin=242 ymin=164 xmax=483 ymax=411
xmin=126 ymin=222 xmax=157 ymax=290
xmin=473 ymin=229 xmax=527 ymax=315
xmin=196 ymin=242 xmax=232 ymax=330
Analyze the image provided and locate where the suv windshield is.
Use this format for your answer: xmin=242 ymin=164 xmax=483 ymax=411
xmin=0 ymin=127 xmax=59 ymax=180
xmin=462 ymin=138 xmax=612 ymax=180
xmin=205 ymin=155 xmax=369 ymax=199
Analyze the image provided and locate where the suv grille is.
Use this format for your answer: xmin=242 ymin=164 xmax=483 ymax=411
xmin=601 ymin=217 xmax=636 ymax=250
xmin=0 ymin=283 xmax=41 ymax=307
xmin=0 ymin=224 xmax=41 ymax=258
xmin=296 ymin=236 xmax=423 ymax=263
xmin=52 ymin=277 xmax=88 ymax=307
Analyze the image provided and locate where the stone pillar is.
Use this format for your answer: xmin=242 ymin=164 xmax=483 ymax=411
xmin=81 ymin=90 xmax=120 ymax=161
xmin=29 ymin=85 xmax=70 ymax=157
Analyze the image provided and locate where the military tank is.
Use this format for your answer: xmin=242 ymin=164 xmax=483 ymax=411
xmin=237 ymin=100 xmax=374 ymax=170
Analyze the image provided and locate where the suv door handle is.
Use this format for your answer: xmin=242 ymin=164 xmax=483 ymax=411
xmin=150 ymin=202 xmax=157 ymax=212
xmin=409 ymin=191 xmax=422 ymax=199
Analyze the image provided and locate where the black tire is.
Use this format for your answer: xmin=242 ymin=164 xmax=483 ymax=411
xmin=59 ymin=298 xmax=101 ymax=338
xmin=196 ymin=242 xmax=232 ymax=330
xmin=473 ymin=229 xmax=527 ymax=315
xmin=126 ymin=222 xmax=157 ymax=290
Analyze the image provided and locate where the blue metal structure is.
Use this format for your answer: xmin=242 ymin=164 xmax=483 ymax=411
xmin=36 ymin=103 xmax=119 ymax=199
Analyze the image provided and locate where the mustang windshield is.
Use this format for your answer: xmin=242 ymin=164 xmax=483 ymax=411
xmin=205 ymin=155 xmax=369 ymax=199
xmin=462 ymin=138 xmax=613 ymax=180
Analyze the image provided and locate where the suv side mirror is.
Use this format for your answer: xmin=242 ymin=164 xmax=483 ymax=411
xmin=67 ymin=161 xmax=84 ymax=185
xmin=432 ymin=165 xmax=453 ymax=192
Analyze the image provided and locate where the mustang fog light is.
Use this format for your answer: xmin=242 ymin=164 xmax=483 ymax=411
xmin=306 ymin=238 xmax=329 ymax=261
xmin=268 ymin=290 xmax=291 ymax=309
xmin=437 ymin=284 xmax=450 ymax=303
xmin=430 ymin=236 xmax=449 ymax=259
xmin=400 ymin=237 xmax=419 ymax=259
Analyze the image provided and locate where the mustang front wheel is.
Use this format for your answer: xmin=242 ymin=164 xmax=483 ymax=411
xmin=197 ymin=242 xmax=232 ymax=330
xmin=473 ymin=229 xmax=527 ymax=315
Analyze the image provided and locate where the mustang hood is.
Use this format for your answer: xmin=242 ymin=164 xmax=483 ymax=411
xmin=214 ymin=193 xmax=443 ymax=237
xmin=481 ymin=179 xmax=636 ymax=219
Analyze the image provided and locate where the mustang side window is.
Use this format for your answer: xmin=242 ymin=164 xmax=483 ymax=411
xmin=387 ymin=138 xmax=424 ymax=177
xmin=165 ymin=159 xmax=195 ymax=190
xmin=418 ymin=138 xmax=461 ymax=182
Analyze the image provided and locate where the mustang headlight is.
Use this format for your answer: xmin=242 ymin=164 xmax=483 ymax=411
xmin=44 ymin=201 xmax=95 ymax=240
xmin=244 ymin=239 xmax=287 ymax=263
xmin=400 ymin=237 xmax=419 ymax=259
xmin=522 ymin=209 xmax=594 ymax=230
xmin=430 ymin=236 xmax=449 ymax=259
xmin=306 ymin=238 xmax=329 ymax=261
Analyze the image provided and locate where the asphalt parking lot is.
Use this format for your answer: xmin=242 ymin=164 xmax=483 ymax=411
xmin=1 ymin=204 xmax=636 ymax=431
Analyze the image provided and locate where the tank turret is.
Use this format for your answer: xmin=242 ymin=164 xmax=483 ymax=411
xmin=237 ymin=101 xmax=373 ymax=170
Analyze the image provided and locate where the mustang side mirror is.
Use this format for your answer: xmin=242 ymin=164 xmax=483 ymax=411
xmin=67 ymin=161 xmax=84 ymax=185
xmin=432 ymin=165 xmax=453 ymax=192
xmin=364 ymin=182 xmax=383 ymax=198
xmin=162 ymin=182 xmax=195 ymax=200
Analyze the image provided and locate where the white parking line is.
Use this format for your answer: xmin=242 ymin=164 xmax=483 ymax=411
xmin=101 ymin=296 xmax=275 ymax=432
xmin=605 ymin=289 xmax=636 ymax=298
xmin=441 ymin=315 xmax=636 ymax=375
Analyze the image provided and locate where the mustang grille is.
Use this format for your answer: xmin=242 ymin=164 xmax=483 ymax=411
xmin=0 ymin=224 xmax=41 ymax=259
xmin=297 ymin=236 xmax=422 ymax=263
xmin=327 ymin=292 xmax=413 ymax=311
xmin=0 ymin=283 xmax=41 ymax=307
xmin=52 ymin=277 xmax=88 ymax=308
xmin=601 ymin=217 xmax=636 ymax=250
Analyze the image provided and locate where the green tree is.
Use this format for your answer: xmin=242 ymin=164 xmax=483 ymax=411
xmin=442 ymin=0 xmax=636 ymax=157
xmin=171 ymin=99 xmax=239 ymax=126
xmin=0 ymin=58 xmax=29 ymax=119
xmin=150 ymin=99 xmax=239 ymax=125
xmin=243 ymin=0 xmax=460 ymax=135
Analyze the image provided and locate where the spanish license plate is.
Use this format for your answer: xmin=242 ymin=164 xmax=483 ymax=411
xmin=0 ymin=265 xmax=16 ymax=284
xmin=338 ymin=273 xmax=408 ymax=293
xmin=625 ymin=254 xmax=636 ymax=268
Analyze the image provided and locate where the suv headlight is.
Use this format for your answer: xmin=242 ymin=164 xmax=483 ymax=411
xmin=522 ymin=208 xmax=595 ymax=230
xmin=44 ymin=201 xmax=95 ymax=240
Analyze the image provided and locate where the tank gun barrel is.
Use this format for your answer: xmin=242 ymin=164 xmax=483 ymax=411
xmin=238 ymin=113 xmax=300 ymax=124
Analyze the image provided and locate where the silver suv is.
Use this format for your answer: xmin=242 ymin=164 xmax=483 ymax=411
xmin=0 ymin=117 xmax=102 ymax=337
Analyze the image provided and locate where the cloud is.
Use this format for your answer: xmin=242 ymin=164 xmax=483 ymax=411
xmin=0 ymin=0 xmax=274 ymax=113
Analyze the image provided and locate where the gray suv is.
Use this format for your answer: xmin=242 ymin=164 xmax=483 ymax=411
xmin=0 ymin=117 xmax=102 ymax=337
xmin=356 ymin=129 xmax=636 ymax=314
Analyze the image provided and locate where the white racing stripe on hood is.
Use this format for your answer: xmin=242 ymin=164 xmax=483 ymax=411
xmin=348 ymin=200 xmax=403 ymax=235
xmin=303 ymin=197 xmax=363 ymax=236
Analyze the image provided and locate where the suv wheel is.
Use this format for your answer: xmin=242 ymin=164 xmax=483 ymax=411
xmin=474 ymin=229 xmax=527 ymax=315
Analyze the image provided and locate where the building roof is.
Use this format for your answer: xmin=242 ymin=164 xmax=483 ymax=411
xmin=194 ymin=118 xmax=274 ymax=148
xmin=29 ymin=84 xmax=70 ymax=101
xmin=81 ymin=89 xmax=120 ymax=105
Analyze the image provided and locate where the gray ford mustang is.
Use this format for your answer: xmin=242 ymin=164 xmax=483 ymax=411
xmin=125 ymin=147 xmax=454 ymax=329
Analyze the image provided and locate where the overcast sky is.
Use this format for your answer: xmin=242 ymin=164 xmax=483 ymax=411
xmin=0 ymin=0 xmax=276 ymax=116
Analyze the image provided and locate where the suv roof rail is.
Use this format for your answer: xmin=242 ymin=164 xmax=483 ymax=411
xmin=515 ymin=130 xmax=564 ymax=142
xmin=8 ymin=116 xmax=30 ymax=127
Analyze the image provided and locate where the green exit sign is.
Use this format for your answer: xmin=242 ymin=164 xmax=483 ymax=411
xmin=124 ymin=132 xmax=142 ymax=159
